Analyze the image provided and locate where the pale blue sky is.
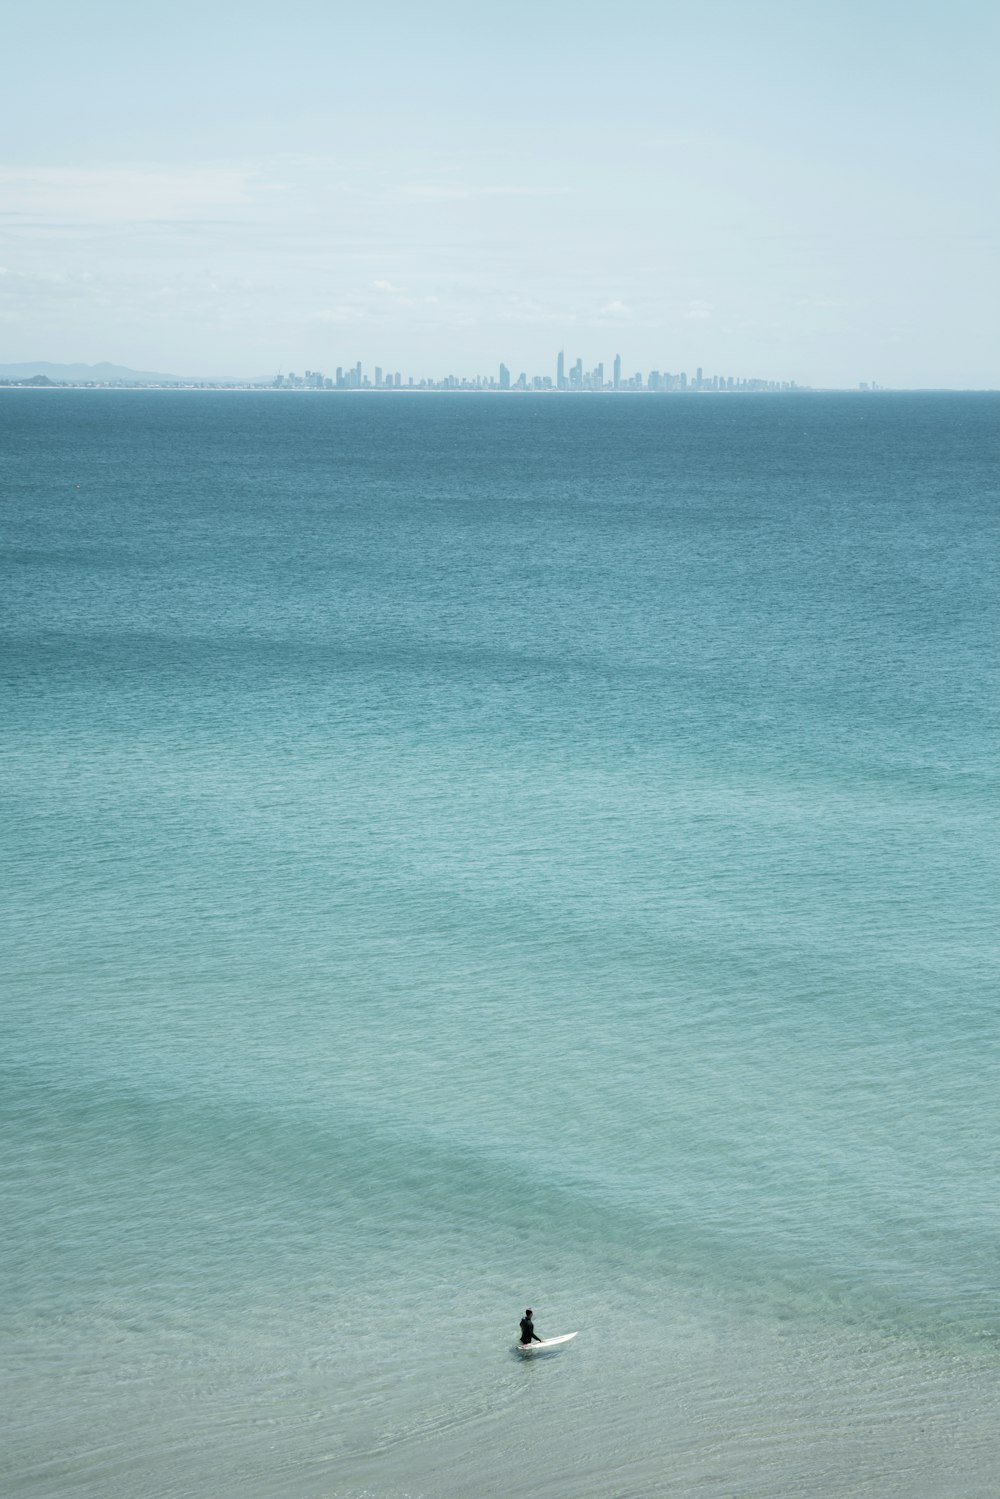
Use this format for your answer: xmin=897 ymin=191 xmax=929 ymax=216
xmin=2 ymin=0 xmax=997 ymax=385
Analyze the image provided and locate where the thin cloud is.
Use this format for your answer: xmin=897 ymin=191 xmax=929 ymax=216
xmin=396 ymin=183 xmax=566 ymax=203
xmin=0 ymin=266 xmax=96 ymax=299
xmin=497 ymin=302 xmax=570 ymax=326
xmin=313 ymin=304 xmax=369 ymax=325
xmin=0 ymin=165 xmax=264 ymax=224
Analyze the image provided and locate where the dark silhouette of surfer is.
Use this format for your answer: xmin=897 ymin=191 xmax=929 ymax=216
xmin=519 ymin=1308 xmax=541 ymax=1345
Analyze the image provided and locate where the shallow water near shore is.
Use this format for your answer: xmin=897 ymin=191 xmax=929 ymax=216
xmin=2 ymin=390 xmax=998 ymax=1496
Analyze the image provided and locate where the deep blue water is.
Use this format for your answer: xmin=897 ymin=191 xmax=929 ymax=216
xmin=2 ymin=390 xmax=998 ymax=1498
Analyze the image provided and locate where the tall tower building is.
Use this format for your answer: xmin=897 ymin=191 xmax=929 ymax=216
xmin=499 ymin=363 xmax=510 ymax=391
xmin=557 ymin=350 xmax=566 ymax=390
xmin=613 ymin=354 xmax=621 ymax=391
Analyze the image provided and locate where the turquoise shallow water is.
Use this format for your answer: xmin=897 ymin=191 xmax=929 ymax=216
xmin=2 ymin=390 xmax=998 ymax=1496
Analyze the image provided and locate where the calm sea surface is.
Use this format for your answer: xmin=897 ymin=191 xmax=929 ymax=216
xmin=2 ymin=391 xmax=998 ymax=1497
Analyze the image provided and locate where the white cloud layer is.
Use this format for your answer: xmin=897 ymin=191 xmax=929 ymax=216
xmin=0 ymin=165 xmax=266 ymax=224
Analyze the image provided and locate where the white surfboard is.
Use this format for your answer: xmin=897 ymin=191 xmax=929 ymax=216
xmin=514 ymin=1331 xmax=578 ymax=1353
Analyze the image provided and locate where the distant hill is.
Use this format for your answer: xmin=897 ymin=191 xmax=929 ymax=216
xmin=0 ymin=361 xmax=253 ymax=384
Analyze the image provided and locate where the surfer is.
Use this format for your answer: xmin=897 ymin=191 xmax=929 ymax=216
xmin=519 ymin=1308 xmax=542 ymax=1346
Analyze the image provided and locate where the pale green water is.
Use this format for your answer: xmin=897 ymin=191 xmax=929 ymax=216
xmin=2 ymin=390 xmax=998 ymax=1496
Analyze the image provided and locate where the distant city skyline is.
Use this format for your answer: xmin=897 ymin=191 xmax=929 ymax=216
xmin=1 ymin=352 xmax=900 ymax=393
xmin=271 ymin=352 xmax=808 ymax=393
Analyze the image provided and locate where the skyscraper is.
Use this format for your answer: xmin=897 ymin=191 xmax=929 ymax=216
xmin=499 ymin=362 xmax=510 ymax=391
xmin=557 ymin=350 xmax=566 ymax=390
xmin=613 ymin=354 xmax=621 ymax=391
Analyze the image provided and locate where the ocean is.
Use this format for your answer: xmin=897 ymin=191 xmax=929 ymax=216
xmin=2 ymin=389 xmax=997 ymax=1497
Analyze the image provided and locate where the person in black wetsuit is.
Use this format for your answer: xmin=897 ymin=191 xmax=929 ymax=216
xmin=519 ymin=1308 xmax=542 ymax=1345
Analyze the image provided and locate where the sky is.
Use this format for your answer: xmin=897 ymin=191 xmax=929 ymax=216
xmin=1 ymin=0 xmax=997 ymax=387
